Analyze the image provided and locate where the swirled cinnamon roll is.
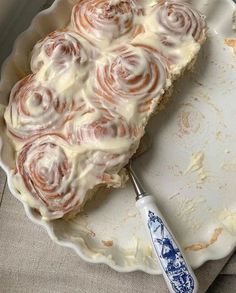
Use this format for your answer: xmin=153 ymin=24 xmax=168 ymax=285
xmin=4 ymin=75 xmax=81 ymax=140
xmin=71 ymin=0 xmax=143 ymax=44
xmin=145 ymin=1 xmax=206 ymax=44
xmin=14 ymin=135 xmax=79 ymax=219
xmin=13 ymin=134 xmax=131 ymax=219
xmin=31 ymin=30 xmax=95 ymax=95
xmin=89 ymin=44 xmax=168 ymax=116
xmin=134 ymin=2 xmax=207 ymax=76
xmin=66 ymin=113 xmax=133 ymax=144
xmin=31 ymin=30 xmax=92 ymax=72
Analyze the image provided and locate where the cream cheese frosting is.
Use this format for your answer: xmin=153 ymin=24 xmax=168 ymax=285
xmin=4 ymin=0 xmax=206 ymax=220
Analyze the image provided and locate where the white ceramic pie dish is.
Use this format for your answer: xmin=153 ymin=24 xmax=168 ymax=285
xmin=0 ymin=0 xmax=236 ymax=274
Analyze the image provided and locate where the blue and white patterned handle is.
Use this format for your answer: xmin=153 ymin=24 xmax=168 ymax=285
xmin=136 ymin=196 xmax=198 ymax=293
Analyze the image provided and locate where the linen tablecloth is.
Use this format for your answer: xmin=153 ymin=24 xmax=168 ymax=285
xmin=0 ymin=1 xmax=236 ymax=292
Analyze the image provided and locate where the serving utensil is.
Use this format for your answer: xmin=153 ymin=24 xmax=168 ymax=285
xmin=127 ymin=140 xmax=198 ymax=293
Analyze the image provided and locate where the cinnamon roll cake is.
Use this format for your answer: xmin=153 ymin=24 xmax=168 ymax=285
xmin=4 ymin=0 xmax=207 ymax=220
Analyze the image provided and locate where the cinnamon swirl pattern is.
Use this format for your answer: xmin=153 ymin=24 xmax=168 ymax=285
xmin=66 ymin=113 xmax=133 ymax=145
xmin=15 ymin=135 xmax=128 ymax=219
xmin=30 ymin=30 xmax=94 ymax=95
xmin=5 ymin=0 xmax=207 ymax=220
xmin=91 ymin=45 xmax=167 ymax=114
xmin=16 ymin=135 xmax=79 ymax=219
xmin=147 ymin=1 xmax=206 ymax=43
xmin=133 ymin=1 xmax=207 ymax=74
xmin=71 ymin=0 xmax=143 ymax=44
xmin=4 ymin=75 xmax=78 ymax=140
xmin=31 ymin=31 xmax=90 ymax=73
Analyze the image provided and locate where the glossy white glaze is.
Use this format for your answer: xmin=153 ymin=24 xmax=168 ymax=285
xmin=3 ymin=0 xmax=206 ymax=220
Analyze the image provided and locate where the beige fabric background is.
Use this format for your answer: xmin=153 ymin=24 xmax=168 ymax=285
xmin=0 ymin=1 xmax=236 ymax=292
